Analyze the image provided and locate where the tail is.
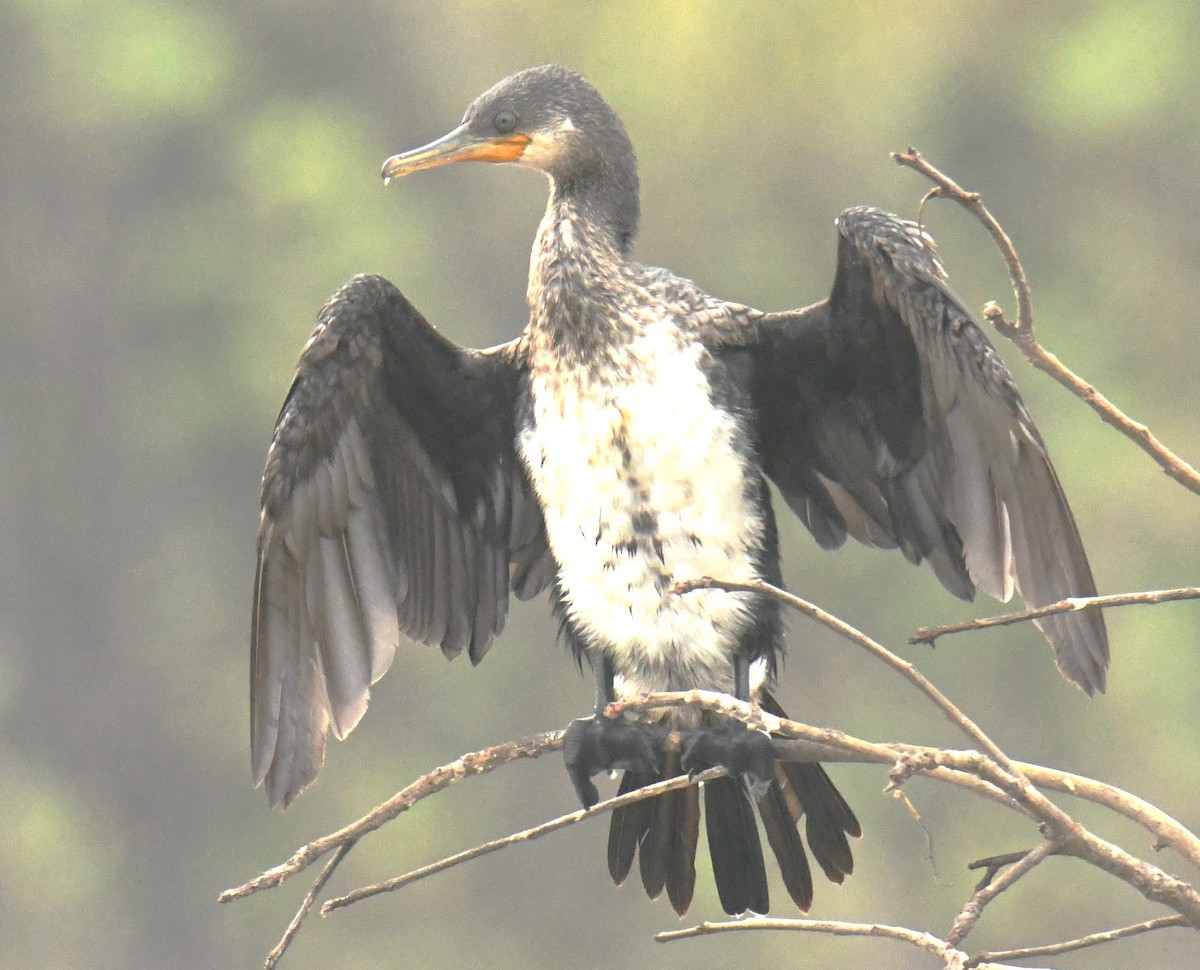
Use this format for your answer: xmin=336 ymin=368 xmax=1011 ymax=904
xmin=607 ymin=746 xmax=701 ymax=915
xmin=605 ymin=690 xmax=860 ymax=915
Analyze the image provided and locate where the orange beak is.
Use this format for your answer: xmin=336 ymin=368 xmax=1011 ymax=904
xmin=381 ymin=123 xmax=530 ymax=183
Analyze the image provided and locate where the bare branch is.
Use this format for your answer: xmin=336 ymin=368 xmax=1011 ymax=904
xmin=1011 ymin=763 xmax=1200 ymax=871
xmin=656 ymin=917 xmax=981 ymax=969
xmin=911 ymin=587 xmax=1200 ymax=646
xmin=226 ymin=689 xmax=1200 ymax=965
xmin=219 ymin=730 xmax=563 ymax=902
xmin=966 ymin=914 xmax=1191 ymax=967
xmin=614 ymin=689 xmax=1200 ymax=927
xmin=893 ymin=147 xmax=1033 ymax=335
xmin=674 ymin=577 xmax=1021 ymax=774
xmin=669 ymin=576 xmax=1200 ymax=928
xmin=893 ymin=146 xmax=1200 ymax=497
xmin=968 ymin=850 xmax=1039 ymax=890
xmin=320 ymin=766 xmax=726 ymax=915
xmin=264 ymin=842 xmax=352 ymax=969
xmin=947 ymin=841 xmax=1059 ymax=947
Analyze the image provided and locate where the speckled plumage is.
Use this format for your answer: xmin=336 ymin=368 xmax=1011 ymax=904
xmin=519 ymin=196 xmax=776 ymax=702
xmin=251 ymin=65 xmax=1107 ymax=917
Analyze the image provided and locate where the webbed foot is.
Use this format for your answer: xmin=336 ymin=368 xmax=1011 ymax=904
xmin=563 ymin=715 xmax=668 ymax=808
xmin=680 ymin=724 xmax=776 ymax=799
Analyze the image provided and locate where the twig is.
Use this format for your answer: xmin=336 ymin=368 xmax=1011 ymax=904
xmin=912 ymin=587 xmax=1200 ymax=646
xmin=265 ymin=842 xmax=352 ymax=969
xmin=968 ymin=851 xmax=1033 ymax=890
xmin=219 ymin=730 xmax=563 ymax=901
xmin=320 ymin=766 xmax=726 ymax=914
xmin=893 ymin=146 xmax=1200 ymax=497
xmin=894 ymin=147 xmax=1033 ymax=335
xmin=947 ymin=840 xmax=1059 ymax=947
xmin=656 ymin=917 xmax=977 ymax=969
xmin=965 ymin=914 xmax=1191 ymax=967
xmin=670 ymin=579 xmax=1200 ymax=926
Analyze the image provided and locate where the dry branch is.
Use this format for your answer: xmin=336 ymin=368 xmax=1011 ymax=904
xmin=320 ymin=766 xmax=727 ymax=914
xmin=220 ymin=730 xmax=562 ymax=902
xmin=911 ymin=587 xmax=1200 ymax=646
xmin=673 ymin=576 xmax=1020 ymax=774
xmin=946 ymin=841 xmax=1059 ymax=947
xmin=264 ymin=843 xmax=351 ymax=970
xmin=965 ymin=915 xmax=1191 ymax=967
xmin=225 ymin=684 xmax=1199 ymax=968
xmin=655 ymin=917 xmax=1015 ymax=969
xmin=613 ymin=689 xmax=1200 ymax=929
xmin=894 ymin=147 xmax=1200 ymax=497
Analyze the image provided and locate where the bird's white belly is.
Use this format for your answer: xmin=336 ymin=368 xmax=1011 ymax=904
xmin=519 ymin=336 xmax=766 ymax=692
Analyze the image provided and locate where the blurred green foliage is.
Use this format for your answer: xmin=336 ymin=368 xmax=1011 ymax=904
xmin=0 ymin=2 xmax=1197 ymax=968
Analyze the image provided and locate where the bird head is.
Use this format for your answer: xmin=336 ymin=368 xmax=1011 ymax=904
xmin=381 ymin=65 xmax=636 ymax=193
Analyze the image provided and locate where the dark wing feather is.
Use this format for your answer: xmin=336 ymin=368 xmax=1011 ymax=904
xmin=751 ymin=207 xmax=1108 ymax=693
xmin=252 ymin=274 xmax=548 ymax=807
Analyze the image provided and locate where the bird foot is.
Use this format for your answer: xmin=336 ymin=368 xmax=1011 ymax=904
xmin=563 ymin=715 xmax=667 ymax=808
xmin=680 ymin=724 xmax=775 ymax=799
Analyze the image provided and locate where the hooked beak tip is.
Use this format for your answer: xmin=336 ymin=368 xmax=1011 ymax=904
xmin=380 ymin=127 xmax=530 ymax=185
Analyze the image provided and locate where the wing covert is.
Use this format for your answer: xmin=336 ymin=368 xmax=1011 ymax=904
xmin=751 ymin=207 xmax=1108 ymax=694
xmin=251 ymin=274 xmax=548 ymax=807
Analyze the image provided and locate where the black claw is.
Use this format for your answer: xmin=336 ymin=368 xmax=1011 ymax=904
xmin=680 ymin=725 xmax=776 ymax=797
xmin=563 ymin=715 xmax=667 ymax=808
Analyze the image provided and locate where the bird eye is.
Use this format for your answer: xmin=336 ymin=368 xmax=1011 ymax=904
xmin=494 ymin=110 xmax=517 ymax=133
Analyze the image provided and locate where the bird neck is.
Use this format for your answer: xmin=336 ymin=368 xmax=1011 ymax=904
xmin=550 ymin=142 xmax=640 ymax=253
xmin=527 ymin=188 xmax=635 ymax=357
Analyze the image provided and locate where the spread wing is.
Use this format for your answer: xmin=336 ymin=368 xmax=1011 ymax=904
xmin=750 ymin=207 xmax=1108 ymax=693
xmin=251 ymin=274 xmax=550 ymax=807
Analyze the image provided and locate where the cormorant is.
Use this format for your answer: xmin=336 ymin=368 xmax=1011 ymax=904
xmin=250 ymin=65 xmax=1108 ymax=916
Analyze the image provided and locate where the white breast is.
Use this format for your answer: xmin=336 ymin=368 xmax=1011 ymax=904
xmin=519 ymin=321 xmax=767 ymax=694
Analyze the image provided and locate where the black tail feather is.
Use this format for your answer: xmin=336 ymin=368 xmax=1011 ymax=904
xmin=761 ymin=690 xmax=860 ymax=884
xmin=705 ymin=774 xmax=769 ymax=914
xmin=757 ymin=773 xmax=814 ymax=910
xmin=638 ymin=782 xmax=673 ymax=900
xmin=779 ymin=760 xmax=859 ymax=882
xmin=667 ymin=784 xmax=700 ymax=915
xmin=607 ymin=769 xmax=653 ymax=885
xmin=604 ymin=691 xmax=860 ymax=915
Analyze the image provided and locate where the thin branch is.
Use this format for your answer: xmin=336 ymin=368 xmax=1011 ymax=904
xmin=225 ymin=694 xmax=1200 ymax=965
xmin=656 ymin=917 xmax=976 ymax=969
xmin=912 ymin=587 xmax=1200 ymax=646
xmin=674 ymin=577 xmax=1021 ymax=775
xmin=320 ymin=767 xmax=726 ymax=915
xmin=219 ymin=730 xmax=563 ymax=902
xmin=264 ymin=842 xmax=352 ymax=969
xmin=947 ymin=840 xmax=1059 ymax=947
xmin=966 ymin=914 xmax=1191 ymax=967
xmin=893 ymin=147 xmax=1033 ymax=335
xmin=968 ymin=851 xmax=1033 ymax=889
xmin=1010 ymin=763 xmax=1200 ymax=871
xmin=893 ymin=146 xmax=1200 ymax=497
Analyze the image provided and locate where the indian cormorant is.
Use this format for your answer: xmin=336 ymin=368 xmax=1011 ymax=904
xmin=250 ymin=64 xmax=1108 ymax=916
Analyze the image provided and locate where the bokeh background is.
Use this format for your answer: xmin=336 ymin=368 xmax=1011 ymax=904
xmin=2 ymin=2 xmax=1198 ymax=968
